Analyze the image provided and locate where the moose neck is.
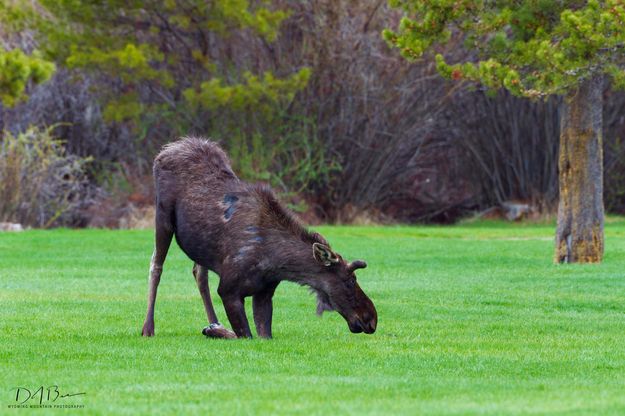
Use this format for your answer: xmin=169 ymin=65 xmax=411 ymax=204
xmin=284 ymin=268 xmax=326 ymax=292
xmin=266 ymin=237 xmax=326 ymax=291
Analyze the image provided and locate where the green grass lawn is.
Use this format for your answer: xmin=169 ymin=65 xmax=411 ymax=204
xmin=2 ymin=220 xmax=625 ymax=415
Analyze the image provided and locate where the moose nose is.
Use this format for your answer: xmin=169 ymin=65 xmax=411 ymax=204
xmin=349 ymin=317 xmax=377 ymax=334
xmin=360 ymin=319 xmax=376 ymax=334
xmin=361 ymin=313 xmax=377 ymax=334
xmin=364 ymin=318 xmax=376 ymax=334
xmin=349 ymin=319 xmax=363 ymax=333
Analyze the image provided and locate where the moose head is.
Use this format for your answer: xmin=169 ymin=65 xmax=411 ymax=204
xmin=311 ymin=243 xmax=377 ymax=334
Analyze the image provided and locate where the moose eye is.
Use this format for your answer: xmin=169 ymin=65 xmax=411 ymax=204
xmin=346 ymin=277 xmax=356 ymax=289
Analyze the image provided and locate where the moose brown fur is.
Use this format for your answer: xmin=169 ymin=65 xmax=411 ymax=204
xmin=141 ymin=137 xmax=377 ymax=338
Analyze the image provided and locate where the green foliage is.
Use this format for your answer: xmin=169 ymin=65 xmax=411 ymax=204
xmin=184 ymin=68 xmax=311 ymax=114
xmin=66 ymin=43 xmax=171 ymax=87
xmin=384 ymin=0 xmax=625 ymax=97
xmin=0 ymin=2 xmax=55 ymax=106
xmin=0 ymin=0 xmax=31 ymax=34
xmin=225 ymin=112 xmax=338 ymax=211
xmin=7 ymin=0 xmax=325 ymax=197
xmin=0 ymin=48 xmax=54 ymax=107
xmin=15 ymin=0 xmax=317 ymax=192
xmin=26 ymin=0 xmax=303 ymax=123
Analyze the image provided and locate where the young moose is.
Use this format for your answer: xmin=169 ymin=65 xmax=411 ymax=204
xmin=141 ymin=137 xmax=377 ymax=338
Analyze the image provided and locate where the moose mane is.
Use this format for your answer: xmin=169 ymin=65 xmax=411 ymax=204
xmin=252 ymin=184 xmax=327 ymax=247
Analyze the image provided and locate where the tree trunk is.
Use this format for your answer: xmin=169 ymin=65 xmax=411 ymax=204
xmin=554 ymin=76 xmax=604 ymax=264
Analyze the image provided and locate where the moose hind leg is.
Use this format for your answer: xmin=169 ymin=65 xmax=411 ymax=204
xmin=141 ymin=215 xmax=173 ymax=337
xmin=192 ymin=264 xmax=219 ymax=324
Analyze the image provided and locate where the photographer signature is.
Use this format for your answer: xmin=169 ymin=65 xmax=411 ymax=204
xmin=12 ymin=386 xmax=86 ymax=405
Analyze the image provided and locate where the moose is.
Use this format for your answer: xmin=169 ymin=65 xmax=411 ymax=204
xmin=141 ymin=137 xmax=377 ymax=339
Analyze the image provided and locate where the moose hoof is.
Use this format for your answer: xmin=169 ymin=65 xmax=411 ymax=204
xmin=142 ymin=323 xmax=155 ymax=337
xmin=202 ymin=323 xmax=237 ymax=339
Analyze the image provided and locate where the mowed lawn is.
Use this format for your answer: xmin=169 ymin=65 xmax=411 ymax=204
xmin=2 ymin=220 xmax=625 ymax=415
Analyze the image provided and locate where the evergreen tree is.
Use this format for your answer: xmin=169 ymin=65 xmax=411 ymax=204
xmin=0 ymin=48 xmax=53 ymax=107
xmin=18 ymin=0 xmax=310 ymax=139
xmin=0 ymin=0 xmax=54 ymax=108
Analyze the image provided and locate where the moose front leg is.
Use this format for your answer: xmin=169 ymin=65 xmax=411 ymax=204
xmin=220 ymin=293 xmax=253 ymax=338
xmin=253 ymin=286 xmax=277 ymax=339
xmin=142 ymin=215 xmax=173 ymax=337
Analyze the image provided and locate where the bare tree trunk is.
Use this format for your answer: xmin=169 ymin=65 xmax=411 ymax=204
xmin=555 ymin=76 xmax=604 ymax=264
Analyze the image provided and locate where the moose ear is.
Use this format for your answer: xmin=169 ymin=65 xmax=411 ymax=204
xmin=312 ymin=243 xmax=339 ymax=266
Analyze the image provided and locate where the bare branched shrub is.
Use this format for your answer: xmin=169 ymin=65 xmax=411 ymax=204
xmin=2 ymin=1 xmax=460 ymax=224
xmin=2 ymin=70 xmax=137 ymax=168
xmin=604 ymin=137 xmax=625 ymax=215
xmin=440 ymin=90 xmax=561 ymax=212
xmin=4 ymin=0 xmax=624 ymax=226
xmin=274 ymin=0 xmax=450 ymax=221
xmin=438 ymin=86 xmax=625 ymax=216
xmin=0 ymin=126 xmax=94 ymax=227
xmin=604 ymin=90 xmax=625 ymax=215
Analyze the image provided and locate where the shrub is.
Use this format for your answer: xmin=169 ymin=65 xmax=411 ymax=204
xmin=0 ymin=125 xmax=93 ymax=227
xmin=441 ymin=90 xmax=560 ymax=212
xmin=441 ymin=88 xmax=625 ymax=217
xmin=276 ymin=0 xmax=450 ymax=221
